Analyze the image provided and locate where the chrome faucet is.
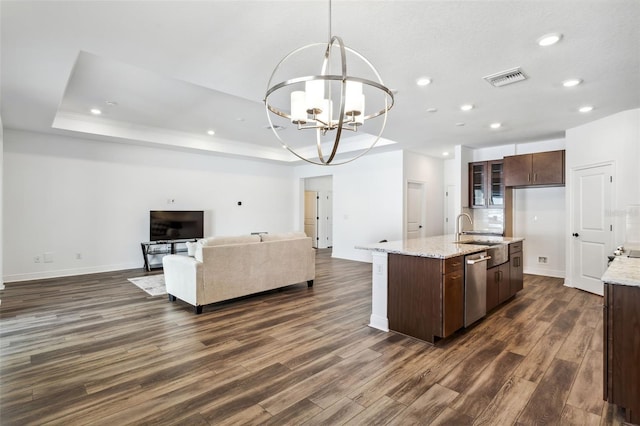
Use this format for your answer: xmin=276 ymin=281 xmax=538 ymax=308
xmin=455 ymin=213 xmax=473 ymax=240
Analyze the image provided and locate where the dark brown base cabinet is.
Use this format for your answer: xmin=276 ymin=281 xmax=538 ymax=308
xmin=486 ymin=262 xmax=510 ymax=311
xmin=509 ymin=241 xmax=523 ymax=295
xmin=487 ymin=242 xmax=524 ymax=312
xmin=603 ymin=283 xmax=640 ymax=424
xmin=388 ymin=242 xmax=524 ymax=344
xmin=388 ymin=254 xmax=464 ymax=344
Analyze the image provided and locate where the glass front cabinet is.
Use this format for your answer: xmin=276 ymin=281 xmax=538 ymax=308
xmin=469 ymin=160 xmax=504 ymax=208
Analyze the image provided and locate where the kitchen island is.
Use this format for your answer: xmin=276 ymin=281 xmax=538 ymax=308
xmin=601 ymin=247 xmax=640 ymax=425
xmin=357 ymin=234 xmax=524 ymax=344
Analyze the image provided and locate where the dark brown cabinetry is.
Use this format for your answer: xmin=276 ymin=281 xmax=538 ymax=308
xmin=603 ymin=283 xmax=640 ymax=424
xmin=486 ymin=262 xmax=510 ymax=311
xmin=504 ymin=150 xmax=565 ymax=187
xmin=442 ymin=256 xmax=464 ymax=337
xmin=486 ymin=241 xmax=523 ymax=312
xmin=509 ymin=241 xmax=523 ymax=295
xmin=469 ymin=160 xmax=504 ymax=208
xmin=387 ymin=254 xmax=464 ymax=343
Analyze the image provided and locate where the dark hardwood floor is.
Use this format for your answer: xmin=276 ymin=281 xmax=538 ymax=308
xmin=0 ymin=250 xmax=629 ymax=425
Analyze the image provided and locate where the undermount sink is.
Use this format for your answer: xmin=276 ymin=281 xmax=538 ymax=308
xmin=455 ymin=241 xmax=504 ymax=246
xmin=455 ymin=240 xmax=508 ymax=267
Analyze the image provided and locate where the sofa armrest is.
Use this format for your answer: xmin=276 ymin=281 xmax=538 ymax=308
xmin=162 ymin=255 xmax=203 ymax=306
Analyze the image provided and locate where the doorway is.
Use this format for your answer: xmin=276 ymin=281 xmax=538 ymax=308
xmin=406 ymin=181 xmax=425 ymax=239
xmin=445 ymin=184 xmax=456 ymax=235
xmin=303 ymin=176 xmax=333 ymax=249
xmin=304 ymin=191 xmax=318 ymax=248
xmin=569 ymin=163 xmax=614 ymax=295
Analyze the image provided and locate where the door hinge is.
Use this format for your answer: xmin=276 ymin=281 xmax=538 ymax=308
xmin=610 ymin=176 xmax=613 ymax=183
xmin=610 ymin=224 xmax=613 ymax=231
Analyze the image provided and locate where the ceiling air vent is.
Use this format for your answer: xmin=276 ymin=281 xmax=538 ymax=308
xmin=483 ymin=67 xmax=527 ymax=87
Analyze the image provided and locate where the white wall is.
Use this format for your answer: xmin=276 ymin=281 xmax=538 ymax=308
xmin=3 ymin=129 xmax=296 ymax=282
xmin=469 ymin=138 xmax=567 ymax=277
xmin=294 ymin=150 xmax=404 ymax=263
xmin=0 ymin=115 xmax=4 ymax=289
xmin=565 ymin=108 xmax=640 ymax=282
xmin=514 ymin=187 xmax=566 ymax=277
xmin=403 ymin=151 xmax=445 ymax=237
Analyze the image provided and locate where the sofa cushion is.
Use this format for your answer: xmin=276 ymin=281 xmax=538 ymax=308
xmin=199 ymin=235 xmax=261 ymax=246
xmin=261 ymin=232 xmax=308 ymax=242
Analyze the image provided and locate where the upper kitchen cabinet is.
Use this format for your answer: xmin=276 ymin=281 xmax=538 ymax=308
xmin=469 ymin=160 xmax=504 ymax=208
xmin=504 ymin=150 xmax=565 ymax=187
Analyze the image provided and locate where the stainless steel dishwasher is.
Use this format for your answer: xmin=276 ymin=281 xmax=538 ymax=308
xmin=464 ymin=251 xmax=490 ymax=327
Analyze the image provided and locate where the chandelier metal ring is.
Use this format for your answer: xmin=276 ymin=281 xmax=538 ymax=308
xmin=264 ymin=36 xmax=395 ymax=165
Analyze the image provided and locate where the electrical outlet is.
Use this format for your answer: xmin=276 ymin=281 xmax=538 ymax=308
xmin=34 ymin=255 xmax=41 ymax=263
xmin=538 ymin=256 xmax=548 ymax=264
xmin=76 ymin=253 xmax=82 ymax=260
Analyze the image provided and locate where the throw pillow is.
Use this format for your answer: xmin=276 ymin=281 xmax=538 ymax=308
xmin=185 ymin=241 xmax=197 ymax=257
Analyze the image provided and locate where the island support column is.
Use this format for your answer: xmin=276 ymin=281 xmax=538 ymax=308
xmin=369 ymin=251 xmax=389 ymax=331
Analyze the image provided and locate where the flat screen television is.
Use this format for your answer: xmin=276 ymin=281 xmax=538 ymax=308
xmin=150 ymin=210 xmax=204 ymax=241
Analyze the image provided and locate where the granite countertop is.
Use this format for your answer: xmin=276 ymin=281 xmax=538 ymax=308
xmin=602 ymin=242 xmax=640 ymax=288
xmin=356 ymin=234 xmax=525 ymax=259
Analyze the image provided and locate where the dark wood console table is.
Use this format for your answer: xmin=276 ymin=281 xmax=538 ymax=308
xmin=140 ymin=240 xmax=195 ymax=271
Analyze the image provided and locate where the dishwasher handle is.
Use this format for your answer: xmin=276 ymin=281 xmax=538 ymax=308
xmin=467 ymin=256 xmax=492 ymax=265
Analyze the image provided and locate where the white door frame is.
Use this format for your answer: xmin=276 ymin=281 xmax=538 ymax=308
xmin=567 ymin=161 xmax=615 ymax=295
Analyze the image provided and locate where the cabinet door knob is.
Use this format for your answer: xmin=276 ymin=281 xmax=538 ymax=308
xmin=572 ymin=232 xmax=580 ymax=237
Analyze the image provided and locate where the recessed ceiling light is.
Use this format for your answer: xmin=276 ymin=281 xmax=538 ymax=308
xmin=416 ymin=77 xmax=432 ymax=86
xmin=90 ymin=108 xmax=102 ymax=115
xmin=442 ymin=152 xmax=449 ymax=156
xmin=426 ymin=107 xmax=438 ymax=113
xmin=562 ymin=79 xmax=582 ymax=88
xmin=460 ymin=104 xmax=474 ymax=111
xmin=537 ymin=33 xmax=562 ymax=47
xmin=455 ymin=122 xmax=466 ymax=127
xmin=490 ymin=122 xmax=502 ymax=129
xmin=578 ymin=105 xmax=594 ymax=113
xmin=207 ymin=130 xmax=215 ymax=135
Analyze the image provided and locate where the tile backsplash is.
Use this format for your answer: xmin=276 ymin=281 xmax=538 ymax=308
xmin=471 ymin=208 xmax=504 ymax=234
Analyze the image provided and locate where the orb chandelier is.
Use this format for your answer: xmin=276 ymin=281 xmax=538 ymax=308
xmin=264 ymin=1 xmax=394 ymax=166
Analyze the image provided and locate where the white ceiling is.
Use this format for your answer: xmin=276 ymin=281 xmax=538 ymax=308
xmin=2 ymin=1 xmax=639 ymax=164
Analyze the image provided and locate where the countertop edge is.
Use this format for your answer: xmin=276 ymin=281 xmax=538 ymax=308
xmin=355 ymin=235 xmax=525 ymax=259
xmin=601 ymin=255 xmax=640 ymax=288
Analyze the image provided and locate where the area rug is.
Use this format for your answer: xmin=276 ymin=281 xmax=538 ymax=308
xmin=128 ymin=274 xmax=166 ymax=296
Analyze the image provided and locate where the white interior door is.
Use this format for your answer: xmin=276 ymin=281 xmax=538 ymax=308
xmin=407 ymin=182 xmax=424 ymax=239
xmin=323 ymin=191 xmax=333 ymax=248
xmin=570 ymin=164 xmax=613 ymax=295
xmin=304 ymin=191 xmax=318 ymax=248
xmin=445 ymin=184 xmax=456 ymax=235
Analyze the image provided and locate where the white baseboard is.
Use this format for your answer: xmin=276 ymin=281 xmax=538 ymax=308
xmin=369 ymin=314 xmax=389 ymax=332
xmin=3 ymin=262 xmax=141 ymax=283
xmin=523 ymin=266 xmax=565 ymax=278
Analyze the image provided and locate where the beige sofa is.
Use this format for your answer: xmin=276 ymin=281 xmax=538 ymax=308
xmin=162 ymin=232 xmax=315 ymax=314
